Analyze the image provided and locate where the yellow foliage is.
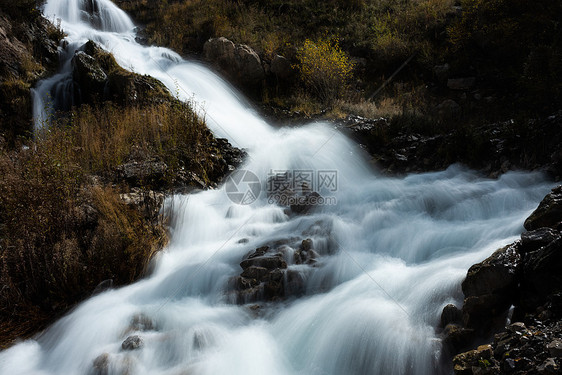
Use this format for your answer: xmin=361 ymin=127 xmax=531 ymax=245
xmin=296 ymin=38 xmax=354 ymax=103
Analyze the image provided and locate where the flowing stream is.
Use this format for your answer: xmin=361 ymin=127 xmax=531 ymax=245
xmin=0 ymin=1 xmax=555 ymax=374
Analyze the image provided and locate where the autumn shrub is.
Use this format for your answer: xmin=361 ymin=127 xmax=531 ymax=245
xmin=296 ymin=38 xmax=354 ymax=103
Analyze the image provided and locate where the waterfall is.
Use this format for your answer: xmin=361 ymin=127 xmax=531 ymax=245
xmin=0 ymin=1 xmax=554 ymax=374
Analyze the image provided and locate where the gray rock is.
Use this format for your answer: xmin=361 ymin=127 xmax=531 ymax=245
xmin=121 ymin=335 xmax=143 ymax=351
xmin=235 ymin=44 xmax=265 ymax=85
xmin=203 ymin=37 xmax=264 ymax=87
xmin=203 ymin=37 xmax=236 ymax=67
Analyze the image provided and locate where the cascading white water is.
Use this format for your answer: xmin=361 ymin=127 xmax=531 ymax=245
xmin=1 ymin=1 xmax=555 ymax=374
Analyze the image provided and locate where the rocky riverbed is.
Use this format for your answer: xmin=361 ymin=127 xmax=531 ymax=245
xmin=441 ymin=186 xmax=562 ymax=374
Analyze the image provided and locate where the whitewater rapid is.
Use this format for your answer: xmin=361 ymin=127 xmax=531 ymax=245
xmin=1 ymin=1 xmax=554 ymax=374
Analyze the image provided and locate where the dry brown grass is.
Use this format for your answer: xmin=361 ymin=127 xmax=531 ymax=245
xmin=0 ymin=99 xmax=221 ymax=348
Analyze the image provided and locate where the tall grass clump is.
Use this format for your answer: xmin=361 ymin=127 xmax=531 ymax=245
xmin=0 ymin=99 xmax=220 ymax=347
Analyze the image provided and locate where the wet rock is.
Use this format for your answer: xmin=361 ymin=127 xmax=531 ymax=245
xmin=442 ymin=324 xmax=475 ymax=354
xmin=130 ymin=313 xmax=154 ymax=331
xmin=441 ymin=304 xmax=463 ymax=327
xmin=240 ymin=255 xmax=287 ymax=270
xmin=234 ymin=237 xmax=321 ymax=303
xmin=524 ymin=186 xmax=562 ymax=231
xmin=462 ymin=294 xmax=510 ymax=329
xmin=241 ymin=266 xmax=270 ymax=280
xmin=290 ymin=191 xmax=322 ymax=214
xmin=462 ymin=243 xmax=521 ymax=298
xmin=448 ymin=186 xmax=562 ymax=373
xmin=520 ymin=228 xmax=560 ymax=253
xmin=461 ymin=244 xmax=520 ymax=329
xmin=92 ymin=353 xmax=110 ymax=375
xmin=447 ymin=77 xmax=476 ymax=90
xmin=121 ymin=335 xmax=143 ymax=350
xmin=106 ymin=69 xmax=170 ymax=105
xmin=301 ymin=239 xmax=313 ymax=252
xmin=211 ymin=137 xmax=247 ymax=172
xmin=267 ymin=172 xmax=323 ymax=214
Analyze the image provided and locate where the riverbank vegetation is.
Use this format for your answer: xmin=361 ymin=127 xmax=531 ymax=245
xmin=118 ymin=0 xmax=562 ymax=122
xmin=0 ymin=99 xmax=226 ymax=347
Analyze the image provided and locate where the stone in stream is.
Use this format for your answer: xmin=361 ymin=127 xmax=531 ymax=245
xmin=441 ymin=304 xmax=462 ymax=327
xmin=524 ymin=186 xmax=562 ymax=231
xmin=121 ymin=335 xmax=144 ymax=351
xmin=461 ymin=243 xmax=520 ymax=329
xmin=233 ymin=237 xmax=319 ymax=303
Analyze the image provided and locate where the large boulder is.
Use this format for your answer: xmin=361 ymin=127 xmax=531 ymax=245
xmin=203 ymin=37 xmax=265 ymax=89
xmin=460 ymin=244 xmax=520 ymax=329
xmin=203 ymin=37 xmax=235 ymax=68
xmin=72 ymin=51 xmax=108 ymax=102
xmin=235 ymin=44 xmax=265 ymax=85
xmin=69 ymin=40 xmax=171 ymax=107
xmin=524 ymin=186 xmax=562 ymax=231
xmin=462 ymin=244 xmax=521 ymax=297
xmin=233 ymin=237 xmax=321 ymax=304
xmin=520 ymin=236 xmax=562 ymax=309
